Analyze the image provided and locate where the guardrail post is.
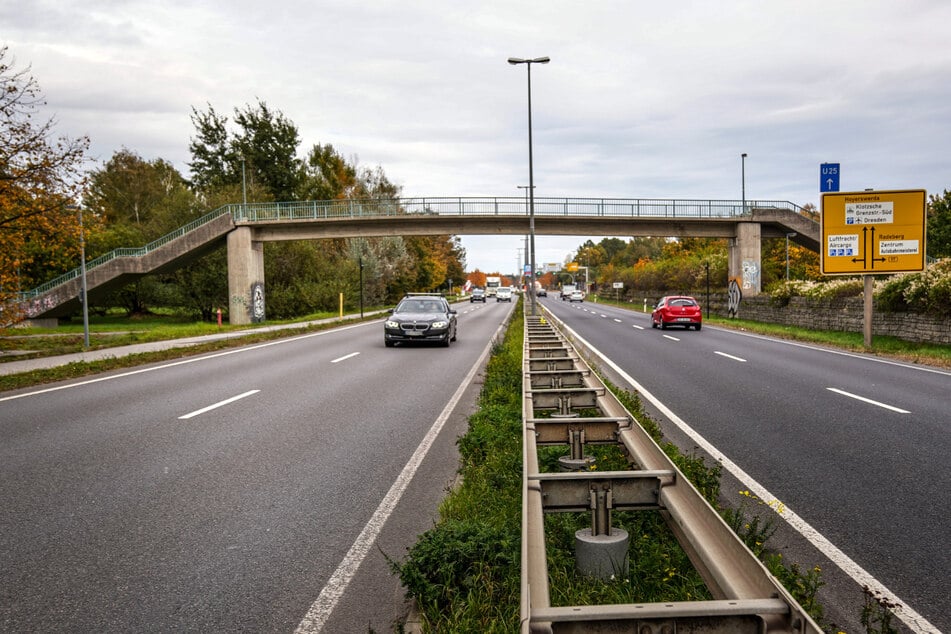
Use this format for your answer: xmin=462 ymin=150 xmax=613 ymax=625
xmin=577 ymin=483 xmax=629 ymax=579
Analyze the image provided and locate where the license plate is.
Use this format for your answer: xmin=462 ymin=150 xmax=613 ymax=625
xmin=676 ymin=317 xmax=691 ymax=322
xmin=406 ymin=330 xmax=422 ymax=336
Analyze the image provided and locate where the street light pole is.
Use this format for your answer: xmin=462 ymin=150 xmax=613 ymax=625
xmin=241 ymin=156 xmax=248 ymax=210
xmin=786 ymin=232 xmax=798 ymax=281
xmin=517 ymin=185 xmax=532 ymax=291
xmin=77 ymin=206 xmax=90 ymax=348
xmin=741 ymin=153 xmax=747 ymax=215
xmin=509 ymin=55 xmax=549 ymax=316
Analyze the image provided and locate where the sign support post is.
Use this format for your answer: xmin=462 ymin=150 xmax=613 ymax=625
xmin=821 ymin=189 xmax=927 ymax=349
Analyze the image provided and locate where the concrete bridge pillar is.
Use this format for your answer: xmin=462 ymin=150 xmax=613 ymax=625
xmin=227 ymin=227 xmax=265 ymax=325
xmin=730 ymin=222 xmax=762 ymax=295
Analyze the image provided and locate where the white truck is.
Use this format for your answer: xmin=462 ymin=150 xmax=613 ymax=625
xmin=485 ymin=276 xmax=502 ymax=297
xmin=560 ymin=283 xmax=577 ymax=301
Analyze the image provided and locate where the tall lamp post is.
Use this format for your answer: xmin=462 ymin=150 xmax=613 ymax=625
xmin=508 ymin=55 xmax=549 ymax=315
xmin=517 ymin=185 xmax=532 ymax=291
xmin=74 ymin=205 xmax=90 ymax=349
xmin=241 ymin=156 xmax=248 ymax=208
xmin=785 ymin=232 xmax=797 ymax=281
xmin=741 ymin=152 xmax=748 ymax=215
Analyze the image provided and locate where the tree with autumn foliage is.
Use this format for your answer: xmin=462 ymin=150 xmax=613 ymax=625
xmin=0 ymin=46 xmax=89 ymax=312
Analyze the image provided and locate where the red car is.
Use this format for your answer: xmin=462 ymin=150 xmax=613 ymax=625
xmin=651 ymin=296 xmax=702 ymax=330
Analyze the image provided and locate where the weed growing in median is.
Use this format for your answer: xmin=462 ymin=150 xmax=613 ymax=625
xmin=722 ymin=490 xmax=779 ymax=557
xmin=860 ymin=586 xmax=901 ymax=634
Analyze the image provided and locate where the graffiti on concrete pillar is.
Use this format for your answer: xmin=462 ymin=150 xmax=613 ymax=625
xmin=251 ymin=282 xmax=265 ymax=323
xmin=741 ymin=259 xmax=760 ymax=290
xmin=727 ymin=278 xmax=742 ymax=318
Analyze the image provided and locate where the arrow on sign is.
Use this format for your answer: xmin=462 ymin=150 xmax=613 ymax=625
xmin=868 ymin=226 xmax=886 ymax=268
xmin=850 ymin=227 xmax=888 ymax=270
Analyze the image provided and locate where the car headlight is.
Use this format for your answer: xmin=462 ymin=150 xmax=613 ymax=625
xmin=431 ymin=320 xmax=448 ymax=329
xmin=385 ymin=320 xmax=400 ymax=328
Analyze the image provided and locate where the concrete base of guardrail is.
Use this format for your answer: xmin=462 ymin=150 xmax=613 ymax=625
xmin=575 ymin=528 xmax=629 ymax=580
xmin=558 ymin=455 xmax=596 ymax=471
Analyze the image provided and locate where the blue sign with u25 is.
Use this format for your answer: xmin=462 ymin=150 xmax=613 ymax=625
xmin=820 ymin=163 xmax=840 ymax=192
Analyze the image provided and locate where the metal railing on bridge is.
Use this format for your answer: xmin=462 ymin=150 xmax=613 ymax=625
xmin=229 ymin=196 xmax=803 ymax=222
xmin=17 ymin=206 xmax=232 ymax=299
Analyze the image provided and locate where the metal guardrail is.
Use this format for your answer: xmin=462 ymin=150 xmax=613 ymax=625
xmin=521 ymin=311 xmax=823 ymax=633
xmin=19 ymin=196 xmax=803 ymax=300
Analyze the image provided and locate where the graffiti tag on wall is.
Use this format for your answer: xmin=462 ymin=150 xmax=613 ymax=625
xmin=251 ymin=282 xmax=265 ymax=323
xmin=741 ymin=259 xmax=760 ymax=290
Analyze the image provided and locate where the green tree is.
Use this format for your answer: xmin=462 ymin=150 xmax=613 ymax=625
xmin=927 ymin=189 xmax=951 ymax=259
xmin=300 ymin=143 xmax=358 ymax=200
xmin=84 ymin=149 xmax=218 ymax=319
xmin=1 ymin=45 xmax=89 ymax=307
xmin=85 ymin=149 xmax=200 ymax=251
xmin=232 ymin=100 xmax=303 ymax=201
xmin=187 ymin=104 xmax=236 ymax=193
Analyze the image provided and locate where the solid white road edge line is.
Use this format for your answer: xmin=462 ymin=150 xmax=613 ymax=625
xmin=557 ymin=321 xmax=939 ymax=634
xmin=826 ymin=387 xmax=911 ymax=414
xmin=293 ymin=317 xmax=503 ymax=634
xmin=178 ymin=390 xmax=260 ymax=420
xmin=331 ymin=352 xmax=360 ymax=364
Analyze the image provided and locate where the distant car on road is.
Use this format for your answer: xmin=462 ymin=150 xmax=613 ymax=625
xmin=384 ymin=294 xmax=458 ymax=347
xmin=568 ymin=290 xmax=584 ymax=302
xmin=536 ymin=288 xmax=547 ymax=297
xmin=496 ymin=287 xmax=513 ymax=302
xmin=470 ymin=288 xmax=486 ymax=302
xmin=651 ymin=295 xmax=702 ymax=330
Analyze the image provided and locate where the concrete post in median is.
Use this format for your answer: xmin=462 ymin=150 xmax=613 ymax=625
xmin=227 ymin=226 xmax=265 ymax=325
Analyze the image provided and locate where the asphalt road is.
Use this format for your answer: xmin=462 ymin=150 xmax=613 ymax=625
xmin=0 ymin=300 xmax=515 ymax=633
xmin=541 ymin=296 xmax=950 ymax=634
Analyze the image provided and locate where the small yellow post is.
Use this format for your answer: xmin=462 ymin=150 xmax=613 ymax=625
xmin=339 ymin=292 xmax=344 ymax=318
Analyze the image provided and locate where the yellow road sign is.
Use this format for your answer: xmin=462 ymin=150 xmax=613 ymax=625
xmin=820 ymin=189 xmax=926 ymax=275
xmin=565 ymin=262 xmax=579 ymax=272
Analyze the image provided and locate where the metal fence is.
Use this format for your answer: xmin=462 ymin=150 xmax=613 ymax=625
xmin=229 ymin=196 xmax=803 ymax=222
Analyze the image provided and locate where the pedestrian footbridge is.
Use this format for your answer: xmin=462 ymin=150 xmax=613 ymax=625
xmin=15 ymin=197 xmax=818 ymax=325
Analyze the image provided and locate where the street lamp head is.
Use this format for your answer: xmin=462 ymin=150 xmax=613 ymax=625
xmin=508 ymin=56 xmax=550 ymax=65
xmin=741 ymin=152 xmax=747 ymax=158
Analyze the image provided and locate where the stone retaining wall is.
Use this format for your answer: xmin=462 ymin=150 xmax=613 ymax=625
xmin=629 ymin=292 xmax=951 ymax=345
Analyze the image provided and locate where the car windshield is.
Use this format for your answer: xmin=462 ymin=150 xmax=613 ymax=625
xmin=396 ymin=299 xmax=444 ymax=313
xmin=669 ymin=298 xmax=697 ymax=307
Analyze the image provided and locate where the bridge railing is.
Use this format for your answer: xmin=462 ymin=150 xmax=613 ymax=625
xmin=18 ymin=206 xmax=232 ymax=299
xmin=19 ymin=197 xmax=803 ymax=300
xmin=230 ymin=196 xmax=803 ymax=222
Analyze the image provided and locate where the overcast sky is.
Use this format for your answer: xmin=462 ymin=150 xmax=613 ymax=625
xmin=4 ymin=0 xmax=950 ymax=275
